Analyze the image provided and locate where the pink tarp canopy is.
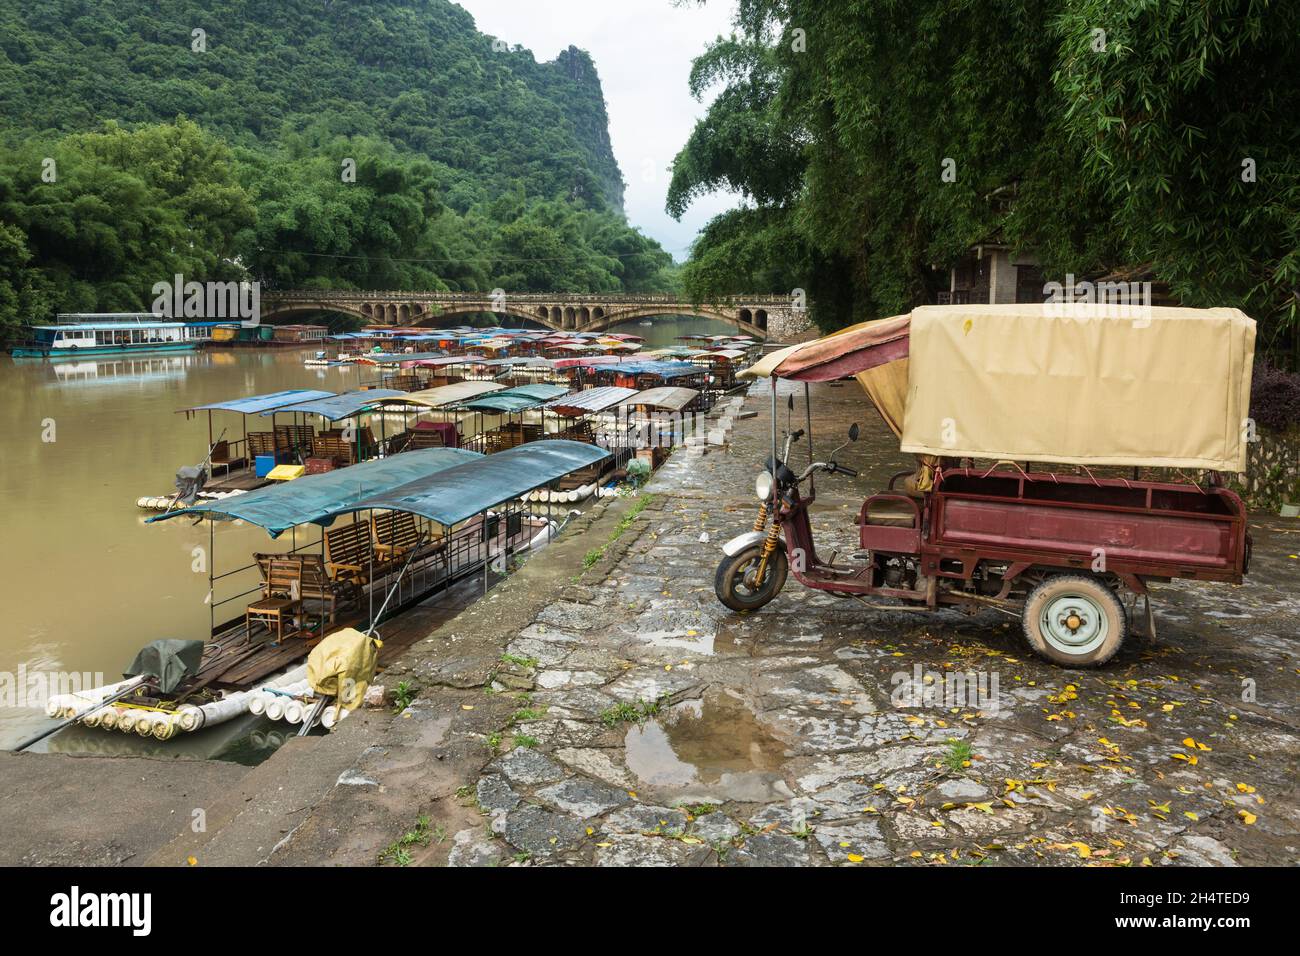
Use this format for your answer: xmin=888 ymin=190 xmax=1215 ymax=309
xmin=763 ymin=315 xmax=911 ymax=381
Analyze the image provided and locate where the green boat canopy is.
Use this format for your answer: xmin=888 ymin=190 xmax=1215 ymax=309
xmin=147 ymin=448 xmax=483 ymax=536
xmin=501 ymin=384 xmax=572 ymax=401
xmin=453 ymin=383 xmax=571 ymax=413
xmin=333 ymin=440 xmax=610 ymax=528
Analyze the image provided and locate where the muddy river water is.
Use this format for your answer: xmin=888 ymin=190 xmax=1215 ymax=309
xmin=0 ymin=317 xmax=733 ymax=748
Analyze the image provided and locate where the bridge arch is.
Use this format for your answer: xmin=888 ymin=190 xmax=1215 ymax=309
xmin=260 ymin=302 xmax=373 ymax=325
xmin=260 ymin=294 xmax=777 ymax=339
xmin=405 ymin=304 xmax=562 ymax=332
xmin=581 ymin=306 xmax=767 ymax=338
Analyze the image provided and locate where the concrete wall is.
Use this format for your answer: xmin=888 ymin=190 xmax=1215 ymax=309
xmin=988 ymin=249 xmax=1019 ymax=304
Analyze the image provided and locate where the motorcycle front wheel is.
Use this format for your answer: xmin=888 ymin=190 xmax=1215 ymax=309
xmin=714 ymin=544 xmax=788 ymax=612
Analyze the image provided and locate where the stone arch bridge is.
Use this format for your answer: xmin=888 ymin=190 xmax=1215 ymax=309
xmin=261 ymin=291 xmax=809 ymax=339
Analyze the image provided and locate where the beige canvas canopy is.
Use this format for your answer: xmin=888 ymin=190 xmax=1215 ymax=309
xmin=900 ymin=305 xmax=1255 ymax=471
xmin=370 ymin=380 xmax=505 ymax=410
xmin=741 ymin=341 xmax=809 ymax=380
xmin=752 ymin=304 xmax=1256 ymax=472
xmin=621 ymin=386 xmax=700 ymax=412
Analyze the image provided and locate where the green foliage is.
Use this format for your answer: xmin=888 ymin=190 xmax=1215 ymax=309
xmin=670 ymin=0 xmax=1300 ymax=356
xmin=0 ymin=0 xmax=624 ymax=210
xmin=0 ymin=119 xmax=252 ymax=342
xmin=0 ymin=0 xmax=679 ymax=345
xmin=1011 ymin=0 xmax=1300 ymax=356
xmin=599 ymin=695 xmax=667 ymax=727
xmin=391 ymin=680 xmax=415 ymax=713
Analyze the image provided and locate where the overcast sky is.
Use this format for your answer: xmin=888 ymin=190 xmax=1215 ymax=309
xmin=454 ymin=0 xmax=739 ymax=260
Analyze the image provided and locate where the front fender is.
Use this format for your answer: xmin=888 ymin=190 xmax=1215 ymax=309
xmin=722 ymin=530 xmax=783 ymax=557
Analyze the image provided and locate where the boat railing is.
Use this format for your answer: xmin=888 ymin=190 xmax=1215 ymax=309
xmin=210 ymin=533 xmax=332 ymax=634
xmin=209 ymin=507 xmax=553 ymax=638
xmin=55 ymin=312 xmax=161 ymax=326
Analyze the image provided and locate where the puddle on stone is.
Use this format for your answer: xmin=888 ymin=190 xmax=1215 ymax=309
xmin=635 ymin=627 xmax=716 ymax=655
xmin=624 ymin=688 xmax=790 ymax=803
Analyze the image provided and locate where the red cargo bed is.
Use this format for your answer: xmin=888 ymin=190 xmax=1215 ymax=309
xmin=925 ymin=470 xmax=1248 ymax=584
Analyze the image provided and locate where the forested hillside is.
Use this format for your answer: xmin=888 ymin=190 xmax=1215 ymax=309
xmin=0 ymin=0 xmax=677 ymax=344
xmin=670 ymin=0 xmax=1299 ymax=363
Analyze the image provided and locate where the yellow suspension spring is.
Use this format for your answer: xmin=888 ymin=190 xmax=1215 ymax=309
xmin=751 ymin=502 xmax=768 ymax=533
xmin=753 ymin=518 xmax=782 ymax=583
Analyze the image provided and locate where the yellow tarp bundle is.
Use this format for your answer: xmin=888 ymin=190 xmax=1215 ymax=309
xmin=307 ymin=628 xmax=379 ymax=709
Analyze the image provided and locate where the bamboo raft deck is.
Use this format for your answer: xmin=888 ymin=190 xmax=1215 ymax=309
xmin=192 ymin=514 xmax=551 ymax=693
xmin=192 ymin=576 xmax=484 ymax=690
xmin=204 ymin=466 xmax=273 ymax=494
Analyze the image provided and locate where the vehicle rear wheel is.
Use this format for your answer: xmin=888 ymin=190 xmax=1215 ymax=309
xmin=1021 ymin=574 xmax=1125 ymax=667
xmin=714 ymin=544 xmax=788 ymax=612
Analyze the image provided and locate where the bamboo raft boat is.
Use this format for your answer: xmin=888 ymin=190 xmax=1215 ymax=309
xmin=49 ymin=442 xmax=610 ymax=745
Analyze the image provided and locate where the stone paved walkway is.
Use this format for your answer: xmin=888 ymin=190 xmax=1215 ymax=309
xmin=438 ymin=381 xmax=1299 ymax=867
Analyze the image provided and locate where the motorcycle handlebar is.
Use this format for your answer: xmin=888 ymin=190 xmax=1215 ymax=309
xmin=792 ymin=460 xmax=859 ymax=482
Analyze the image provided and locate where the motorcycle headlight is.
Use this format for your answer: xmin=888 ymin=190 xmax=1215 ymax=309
xmin=755 ymin=470 xmax=774 ymax=502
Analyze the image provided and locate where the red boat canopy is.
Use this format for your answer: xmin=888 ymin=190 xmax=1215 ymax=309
xmin=741 ymin=315 xmax=910 ymax=382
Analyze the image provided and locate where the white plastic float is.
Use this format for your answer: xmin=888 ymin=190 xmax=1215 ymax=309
xmin=44 ymin=676 xmax=147 ymax=720
xmin=69 ymin=662 xmax=318 ymax=740
xmin=136 ymin=488 xmax=249 ymax=511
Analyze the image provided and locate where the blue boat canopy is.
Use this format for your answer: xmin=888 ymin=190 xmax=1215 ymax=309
xmin=334 ymin=441 xmax=611 ymax=527
xmin=147 ymin=448 xmax=483 ymax=536
xmin=265 ymin=389 xmax=408 ymax=421
xmin=606 ymin=361 xmax=701 ymax=380
xmin=179 ymin=389 xmax=336 ymax=416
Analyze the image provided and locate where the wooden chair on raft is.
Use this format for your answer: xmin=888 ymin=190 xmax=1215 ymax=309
xmin=371 ymin=511 xmax=443 ymax=566
xmin=253 ymin=553 xmax=355 ymax=628
xmin=208 ymin=439 xmax=245 ymax=478
xmin=311 ymin=426 xmax=377 ymax=466
xmin=246 ymin=431 xmax=279 ymax=459
xmin=486 ymin=422 xmax=541 ymax=453
xmin=274 ymin=423 xmax=316 ymax=462
xmin=245 ymin=556 xmax=303 ymax=643
xmin=324 ymin=519 xmax=391 ymax=588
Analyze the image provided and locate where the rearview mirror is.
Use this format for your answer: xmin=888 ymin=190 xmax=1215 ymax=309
xmin=787 ymin=394 xmax=795 ymax=410
xmin=848 ymin=423 xmax=860 ymax=442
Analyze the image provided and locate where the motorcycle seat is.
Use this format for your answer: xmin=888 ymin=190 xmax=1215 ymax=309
xmin=863 ymin=501 xmax=917 ymax=528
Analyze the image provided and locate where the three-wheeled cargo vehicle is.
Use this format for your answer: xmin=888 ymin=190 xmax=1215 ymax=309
xmin=715 ymin=304 xmax=1256 ymax=667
